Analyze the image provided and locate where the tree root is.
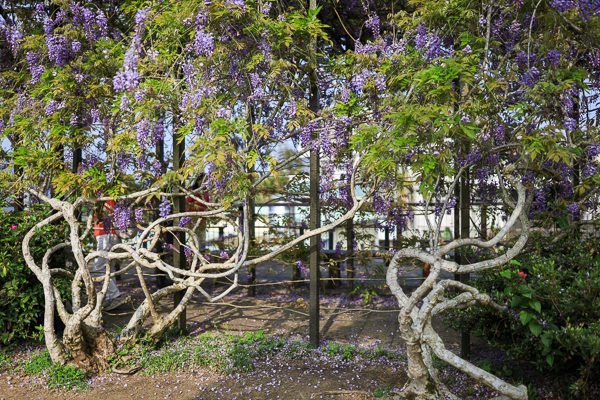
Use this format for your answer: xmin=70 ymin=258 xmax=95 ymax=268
xmin=112 ymin=365 xmax=142 ymax=375
xmin=111 ymin=355 xmax=142 ymax=375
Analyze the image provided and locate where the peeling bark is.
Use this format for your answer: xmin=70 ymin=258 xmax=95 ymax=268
xmin=386 ymin=166 xmax=530 ymax=400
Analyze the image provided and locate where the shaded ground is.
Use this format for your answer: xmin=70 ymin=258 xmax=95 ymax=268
xmin=0 ymin=263 xmax=598 ymax=399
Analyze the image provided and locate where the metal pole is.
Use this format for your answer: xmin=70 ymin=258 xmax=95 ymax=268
xmin=453 ymin=180 xmax=460 ymax=282
xmin=346 ymin=218 xmax=354 ymax=297
xmin=384 ymin=226 xmax=390 ymax=249
xmin=72 ymin=145 xmax=82 ymax=221
xmin=308 ymin=0 xmax=320 ymax=348
xmin=155 ymin=139 xmax=167 ymax=289
xmin=172 ymin=118 xmax=187 ymax=334
xmin=481 ymin=204 xmax=487 ymax=240
xmin=13 ymin=133 xmax=23 ymax=212
xmin=248 ymin=197 xmax=256 ymax=296
xmin=294 ymin=226 xmax=305 ymax=286
xmin=460 ymin=169 xmax=470 ymax=358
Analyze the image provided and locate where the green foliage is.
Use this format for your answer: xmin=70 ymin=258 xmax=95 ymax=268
xmin=0 ymin=347 xmax=11 ymax=371
xmin=0 ymin=205 xmax=76 ymax=343
xmin=22 ymin=349 xmax=88 ymax=391
xmin=443 ymin=235 xmax=600 ymax=396
xmin=373 ymin=384 xmax=395 ymax=398
xmin=23 ymin=348 xmax=53 ymax=376
xmin=324 ymin=342 xmax=356 ymax=360
xmin=46 ymin=364 xmax=88 ymax=391
xmin=141 ymin=331 xmax=313 ymax=375
xmin=139 ymin=330 xmax=408 ymax=376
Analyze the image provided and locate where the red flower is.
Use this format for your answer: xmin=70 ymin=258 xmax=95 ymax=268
xmin=10 ymin=224 xmax=17 ymax=230
xmin=518 ymin=272 xmax=527 ymax=279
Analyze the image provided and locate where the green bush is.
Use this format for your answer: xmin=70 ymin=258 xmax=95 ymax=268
xmin=0 ymin=204 xmax=76 ymax=343
xmin=443 ymin=235 xmax=600 ymax=397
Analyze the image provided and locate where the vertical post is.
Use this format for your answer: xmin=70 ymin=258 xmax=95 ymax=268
xmin=481 ymin=204 xmax=487 ymax=240
xmin=172 ymin=119 xmax=187 ymax=334
xmin=384 ymin=226 xmax=390 ymax=267
xmin=13 ymin=134 xmax=23 ymax=211
xmin=460 ymin=169 xmax=470 ymax=358
xmin=308 ymin=0 xmax=320 ymax=349
xmin=384 ymin=227 xmax=390 ymax=250
xmin=71 ymin=117 xmax=83 ymax=225
xmin=572 ymin=89 xmax=581 ymax=235
xmin=453 ymin=180 xmax=460 ymax=281
xmin=247 ymin=198 xmax=256 ymax=296
xmin=294 ymin=226 xmax=304 ymax=286
xmin=328 ymin=230 xmax=334 ymax=250
xmin=346 ymin=218 xmax=354 ymax=297
xmin=155 ymin=139 xmax=167 ymax=289
xmin=72 ymin=145 xmax=82 ymax=221
xmin=246 ymin=107 xmax=257 ymax=297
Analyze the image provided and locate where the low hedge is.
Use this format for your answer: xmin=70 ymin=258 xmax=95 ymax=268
xmin=0 ymin=204 xmax=76 ymax=343
xmin=443 ymin=235 xmax=600 ymax=397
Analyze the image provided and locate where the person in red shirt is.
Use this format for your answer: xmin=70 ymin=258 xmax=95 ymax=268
xmin=91 ymin=200 xmax=125 ymax=311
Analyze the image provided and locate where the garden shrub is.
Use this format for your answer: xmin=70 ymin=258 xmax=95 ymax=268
xmin=0 ymin=204 xmax=76 ymax=343
xmin=443 ymin=234 xmax=600 ymax=396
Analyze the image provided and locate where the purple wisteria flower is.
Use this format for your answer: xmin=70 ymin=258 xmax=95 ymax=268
xmin=296 ymin=261 xmax=307 ymax=275
xmin=134 ymin=207 xmax=144 ymax=223
xmin=194 ymin=29 xmax=214 ymax=56
xmin=159 ymin=198 xmax=171 ymax=218
xmin=113 ymin=201 xmax=131 ymax=232
xmin=178 ymin=216 xmax=192 ymax=227
xmin=152 ymin=159 xmax=162 ymax=176
xmin=567 ymin=203 xmax=579 ymax=217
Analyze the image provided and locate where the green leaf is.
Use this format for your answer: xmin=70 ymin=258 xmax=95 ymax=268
xmin=542 ymin=346 xmax=551 ymax=356
xmin=541 ymin=332 xmax=553 ymax=347
xmin=500 ymin=270 xmax=512 ymax=279
xmin=510 ymin=260 xmax=521 ymax=266
xmin=529 ymin=299 xmax=541 ymax=313
xmin=557 ymin=216 xmax=569 ymax=230
xmin=546 ymin=354 xmax=554 ymax=367
xmin=520 ymin=310 xmax=533 ymax=326
xmin=518 ymin=284 xmax=530 ymax=294
xmin=511 ymin=295 xmax=523 ymax=307
xmin=529 ymin=320 xmax=543 ymax=337
xmin=503 ymin=287 xmax=513 ymax=296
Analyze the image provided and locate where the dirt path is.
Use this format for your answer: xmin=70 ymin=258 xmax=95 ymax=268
xmin=0 ymin=272 xmax=495 ymax=400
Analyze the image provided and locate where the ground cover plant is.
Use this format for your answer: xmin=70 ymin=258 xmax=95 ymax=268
xmin=443 ymin=234 xmax=600 ymax=397
xmin=1 ymin=0 xmax=600 ymax=398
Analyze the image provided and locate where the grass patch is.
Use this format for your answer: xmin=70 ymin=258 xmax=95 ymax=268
xmin=138 ymin=329 xmax=408 ymax=379
xmin=23 ymin=349 xmax=53 ymax=375
xmin=141 ymin=330 xmax=312 ymax=375
xmin=0 ymin=346 xmax=14 ymax=372
xmin=46 ymin=364 xmax=88 ymax=391
xmin=373 ymin=384 xmax=395 ymax=398
xmin=22 ymin=349 xmax=88 ymax=391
